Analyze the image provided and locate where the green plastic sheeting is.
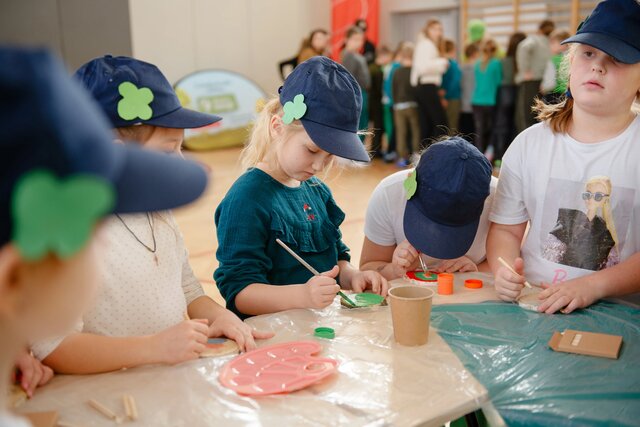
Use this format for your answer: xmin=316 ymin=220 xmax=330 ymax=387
xmin=431 ymin=302 xmax=640 ymax=427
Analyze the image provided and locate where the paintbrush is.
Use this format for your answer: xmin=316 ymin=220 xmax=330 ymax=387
xmin=497 ymin=257 xmax=533 ymax=289
xmin=276 ymin=238 xmax=357 ymax=307
xmin=417 ymin=253 xmax=428 ymax=273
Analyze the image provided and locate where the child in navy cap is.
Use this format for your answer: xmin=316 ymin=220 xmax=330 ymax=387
xmin=361 ymin=137 xmax=494 ymax=280
xmin=31 ymin=56 xmax=272 ymax=375
xmin=0 ymin=48 xmax=208 ymax=426
xmin=215 ymin=56 xmax=387 ymax=318
xmin=488 ymin=0 xmax=640 ymax=314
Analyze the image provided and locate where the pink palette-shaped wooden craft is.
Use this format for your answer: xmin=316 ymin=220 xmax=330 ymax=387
xmin=219 ymin=341 xmax=338 ymax=396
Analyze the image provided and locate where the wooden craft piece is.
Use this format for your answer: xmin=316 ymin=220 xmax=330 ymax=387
xmin=200 ymin=338 xmax=240 ymax=358
xmin=517 ymin=291 xmax=543 ymax=312
xmin=21 ymin=411 xmax=58 ymax=427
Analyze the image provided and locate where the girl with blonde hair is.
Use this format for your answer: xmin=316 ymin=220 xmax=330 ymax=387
xmin=215 ymin=57 xmax=387 ymax=318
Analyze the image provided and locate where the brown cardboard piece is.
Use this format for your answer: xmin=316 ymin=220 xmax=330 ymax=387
xmin=548 ymin=329 xmax=623 ymax=359
xmin=21 ymin=411 xmax=59 ymax=427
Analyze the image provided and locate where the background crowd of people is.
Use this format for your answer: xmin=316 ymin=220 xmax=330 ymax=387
xmin=287 ymin=16 xmax=571 ymax=169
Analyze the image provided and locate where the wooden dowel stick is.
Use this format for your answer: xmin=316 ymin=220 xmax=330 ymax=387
xmin=275 ymin=238 xmax=357 ymax=307
xmin=497 ymin=257 xmax=532 ymax=289
xmin=87 ymin=399 xmax=118 ymax=421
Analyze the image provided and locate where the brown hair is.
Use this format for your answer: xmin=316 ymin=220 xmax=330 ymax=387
xmin=506 ymin=32 xmax=527 ymax=74
xmin=422 ymin=19 xmax=444 ymax=53
xmin=464 ymin=43 xmax=479 ymax=59
xmin=298 ymin=29 xmax=329 ymax=56
xmin=346 ymin=25 xmax=364 ymax=40
xmin=539 ymin=19 xmax=555 ymax=36
xmin=506 ymin=32 xmax=526 ymax=58
xmin=534 ymin=43 xmax=575 ymax=132
xmin=115 ymin=125 xmax=155 ymax=143
xmin=443 ymin=39 xmax=456 ymax=54
xmin=481 ymin=39 xmax=497 ymax=67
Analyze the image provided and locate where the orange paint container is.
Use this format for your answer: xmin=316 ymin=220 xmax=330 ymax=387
xmin=437 ymin=273 xmax=454 ymax=295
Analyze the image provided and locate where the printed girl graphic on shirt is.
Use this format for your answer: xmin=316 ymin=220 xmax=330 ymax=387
xmin=542 ymin=176 xmax=620 ymax=271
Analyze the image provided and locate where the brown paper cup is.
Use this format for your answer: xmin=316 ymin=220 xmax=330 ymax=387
xmin=388 ymin=286 xmax=434 ymax=346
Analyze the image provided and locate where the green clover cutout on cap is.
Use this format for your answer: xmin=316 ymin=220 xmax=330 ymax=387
xmin=282 ymin=94 xmax=307 ymax=124
xmin=404 ymin=170 xmax=418 ymax=200
xmin=12 ymin=170 xmax=115 ymax=261
xmin=117 ymin=81 xmax=154 ymax=121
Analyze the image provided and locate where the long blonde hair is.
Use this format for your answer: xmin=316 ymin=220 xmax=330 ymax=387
xmin=422 ymin=19 xmax=444 ymax=54
xmin=241 ymin=97 xmax=350 ymax=178
xmin=534 ymin=45 xmax=640 ymax=133
xmin=241 ymin=98 xmax=301 ymax=170
xmin=586 ymin=175 xmax=619 ymax=251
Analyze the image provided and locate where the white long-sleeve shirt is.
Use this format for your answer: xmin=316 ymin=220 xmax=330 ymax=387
xmin=32 ymin=212 xmax=205 ymax=360
xmin=410 ymin=35 xmax=449 ymax=86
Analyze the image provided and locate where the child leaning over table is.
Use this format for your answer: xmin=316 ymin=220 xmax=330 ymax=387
xmin=214 ymin=57 xmax=388 ymax=319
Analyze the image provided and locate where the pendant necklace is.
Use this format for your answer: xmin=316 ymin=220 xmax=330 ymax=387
xmin=115 ymin=213 xmax=158 ymax=265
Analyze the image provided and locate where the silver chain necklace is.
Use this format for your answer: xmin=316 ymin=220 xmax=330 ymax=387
xmin=115 ymin=213 xmax=158 ymax=265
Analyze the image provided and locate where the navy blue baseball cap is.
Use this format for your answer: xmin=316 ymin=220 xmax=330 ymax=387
xmin=561 ymin=0 xmax=640 ymax=64
xmin=279 ymin=56 xmax=370 ymax=162
xmin=403 ymin=137 xmax=492 ymax=259
xmin=74 ymin=55 xmax=222 ymax=128
xmin=0 ymin=47 xmax=208 ymax=248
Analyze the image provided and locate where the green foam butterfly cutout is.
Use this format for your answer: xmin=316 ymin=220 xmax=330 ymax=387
xmin=282 ymin=94 xmax=307 ymax=124
xmin=404 ymin=170 xmax=418 ymax=200
xmin=117 ymin=81 xmax=154 ymax=121
xmin=12 ymin=170 xmax=115 ymax=261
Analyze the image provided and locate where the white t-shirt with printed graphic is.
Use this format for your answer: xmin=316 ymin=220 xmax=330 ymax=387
xmin=364 ymin=169 xmax=497 ymax=267
xmin=490 ymin=118 xmax=640 ymax=303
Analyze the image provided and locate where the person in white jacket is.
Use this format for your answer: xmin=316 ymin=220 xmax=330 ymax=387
xmin=411 ymin=19 xmax=450 ymax=143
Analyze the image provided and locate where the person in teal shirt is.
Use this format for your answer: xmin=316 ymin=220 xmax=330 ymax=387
xmin=214 ymin=57 xmax=388 ymax=318
xmin=441 ymin=39 xmax=463 ymax=132
xmin=471 ymin=39 xmax=502 ymax=155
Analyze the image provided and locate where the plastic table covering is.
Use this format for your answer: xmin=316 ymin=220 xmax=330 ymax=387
xmin=16 ymin=273 xmax=494 ymax=427
xmin=431 ymin=301 xmax=640 ymax=427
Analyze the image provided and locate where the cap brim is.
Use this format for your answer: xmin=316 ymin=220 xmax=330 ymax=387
xmin=109 ymin=143 xmax=208 ymax=213
xmin=562 ymin=33 xmax=640 ymax=64
xmin=145 ymin=106 xmax=222 ymax=129
xmin=302 ymin=120 xmax=371 ymax=162
xmin=403 ymin=199 xmax=479 ymax=259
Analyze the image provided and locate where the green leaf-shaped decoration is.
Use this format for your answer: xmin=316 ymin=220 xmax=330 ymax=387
xmin=282 ymin=94 xmax=307 ymax=124
xmin=12 ymin=170 xmax=115 ymax=260
xmin=117 ymin=81 xmax=154 ymax=121
xmin=404 ymin=170 xmax=418 ymax=200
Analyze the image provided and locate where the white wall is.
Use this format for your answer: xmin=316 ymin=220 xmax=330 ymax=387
xmin=379 ymin=0 xmax=460 ymax=49
xmin=0 ymin=0 xmax=132 ymax=71
xmin=128 ymin=0 xmax=331 ymax=94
